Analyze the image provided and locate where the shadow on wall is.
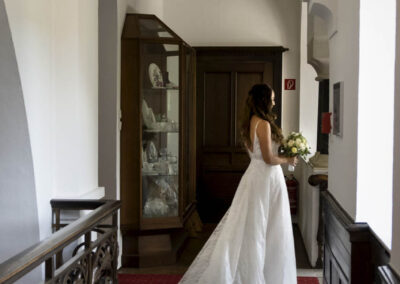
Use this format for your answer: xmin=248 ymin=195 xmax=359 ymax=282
xmin=0 ymin=0 xmax=41 ymax=282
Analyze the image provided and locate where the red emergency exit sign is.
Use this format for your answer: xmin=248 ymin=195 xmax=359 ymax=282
xmin=285 ymin=79 xmax=296 ymax=90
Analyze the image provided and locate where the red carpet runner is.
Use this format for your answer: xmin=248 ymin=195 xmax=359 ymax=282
xmin=118 ymin=274 xmax=320 ymax=284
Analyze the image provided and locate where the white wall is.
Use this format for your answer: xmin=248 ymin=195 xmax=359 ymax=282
xmin=356 ymin=0 xmax=395 ymax=248
xmin=4 ymin=0 xmax=99 ymax=239
xmin=327 ymin=0 xmax=360 ymax=219
xmin=117 ymin=0 xmax=127 ymax=202
xmin=0 ymin=1 xmax=41 ymax=281
xmin=299 ymin=2 xmax=319 ymax=158
xmin=99 ymin=0 xmax=118 ymax=199
xmin=390 ymin=0 xmax=400 ymax=272
xmin=126 ymin=0 xmax=164 ymax=19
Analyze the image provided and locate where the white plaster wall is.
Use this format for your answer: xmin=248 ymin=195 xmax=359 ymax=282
xmin=99 ymin=0 xmax=118 ymax=199
xmin=4 ymin=0 xmax=53 ymax=240
xmin=117 ymin=0 xmax=127 ymax=202
xmin=299 ymin=2 xmax=319 ymax=158
xmin=327 ymin=0 xmax=359 ymax=219
xmin=0 ymin=1 xmax=41 ymax=281
xmin=126 ymin=0 xmax=164 ymax=19
xmin=53 ymin=0 xmax=98 ymax=198
xmin=161 ymin=0 xmax=301 ymax=135
xmin=356 ymin=0 xmax=395 ymax=248
xmin=98 ymin=0 xmax=127 ymax=202
xmin=4 ymin=0 xmax=99 ymax=239
xmin=117 ymin=0 xmax=127 ymax=268
xmin=390 ymin=0 xmax=400 ymax=272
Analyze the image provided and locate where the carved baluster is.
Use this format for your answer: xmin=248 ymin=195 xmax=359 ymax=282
xmin=308 ymin=174 xmax=328 ymax=268
xmin=85 ymin=232 xmax=92 ymax=284
xmin=54 ymin=208 xmax=63 ymax=268
xmin=112 ymin=213 xmax=118 ymax=283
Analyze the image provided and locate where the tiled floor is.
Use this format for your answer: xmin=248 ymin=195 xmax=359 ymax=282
xmin=120 ymin=223 xmax=323 ymax=283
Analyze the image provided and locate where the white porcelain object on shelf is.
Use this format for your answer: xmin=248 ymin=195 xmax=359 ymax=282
xmin=142 ymin=99 xmax=149 ymax=117
xmin=147 ymin=108 xmax=156 ymax=127
xmin=142 ymin=162 xmax=153 ymax=172
xmin=148 ymin=63 xmax=163 ymax=88
xmin=142 ymin=146 xmax=147 ymax=163
xmin=165 ymin=82 xmax=179 ymax=89
xmin=146 ymin=141 xmax=158 ymax=163
xmin=143 ymin=107 xmax=156 ymax=129
xmin=142 ymin=100 xmax=157 ymax=129
xmin=158 ymin=122 xmax=167 ymax=131
xmin=144 ymin=197 xmax=169 ymax=217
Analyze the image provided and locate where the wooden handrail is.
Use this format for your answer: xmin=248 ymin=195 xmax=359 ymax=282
xmin=0 ymin=199 xmax=120 ymax=284
xmin=308 ymin=174 xmax=328 ymax=190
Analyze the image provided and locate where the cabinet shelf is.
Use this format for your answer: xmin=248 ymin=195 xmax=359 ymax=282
xmin=143 ymin=129 xmax=179 ymax=133
xmin=142 ymin=88 xmax=179 ymax=96
xmin=147 ymin=87 xmax=179 ymax=90
xmin=142 ymin=172 xmax=179 ymax=177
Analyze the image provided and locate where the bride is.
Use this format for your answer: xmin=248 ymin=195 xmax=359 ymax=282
xmin=179 ymin=83 xmax=298 ymax=284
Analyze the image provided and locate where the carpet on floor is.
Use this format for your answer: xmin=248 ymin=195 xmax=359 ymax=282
xmin=118 ymin=274 xmax=320 ymax=284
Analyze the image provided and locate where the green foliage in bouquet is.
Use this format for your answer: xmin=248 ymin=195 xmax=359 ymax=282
xmin=282 ymin=132 xmax=311 ymax=158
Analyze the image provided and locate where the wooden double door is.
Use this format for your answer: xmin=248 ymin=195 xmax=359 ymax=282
xmin=195 ymin=47 xmax=286 ymax=222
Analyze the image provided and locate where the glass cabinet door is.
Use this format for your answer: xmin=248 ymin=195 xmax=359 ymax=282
xmin=140 ymin=43 xmax=180 ymax=219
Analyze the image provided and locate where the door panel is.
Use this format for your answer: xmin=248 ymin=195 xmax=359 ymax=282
xmin=195 ymin=47 xmax=285 ymax=222
xmin=204 ymin=72 xmax=231 ymax=147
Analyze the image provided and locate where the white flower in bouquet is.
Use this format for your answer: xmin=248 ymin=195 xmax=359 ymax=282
xmin=283 ymin=132 xmax=311 ymax=171
xmin=282 ymin=132 xmax=311 ymax=158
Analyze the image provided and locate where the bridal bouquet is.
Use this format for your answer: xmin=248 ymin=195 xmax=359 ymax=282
xmin=282 ymin=132 xmax=311 ymax=171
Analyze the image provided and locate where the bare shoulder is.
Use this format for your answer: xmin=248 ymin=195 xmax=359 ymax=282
xmin=257 ymin=119 xmax=271 ymax=131
xmin=256 ymin=119 xmax=271 ymax=138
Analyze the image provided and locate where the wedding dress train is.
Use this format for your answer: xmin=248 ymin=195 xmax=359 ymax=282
xmin=179 ymin=121 xmax=297 ymax=284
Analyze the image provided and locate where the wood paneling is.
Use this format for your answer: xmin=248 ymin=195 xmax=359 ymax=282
xmin=204 ymin=72 xmax=231 ymax=147
xmin=195 ymin=47 xmax=286 ymax=222
xmin=321 ymin=191 xmax=390 ymax=284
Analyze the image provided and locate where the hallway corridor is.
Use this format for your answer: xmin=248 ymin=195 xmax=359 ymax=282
xmin=119 ymin=223 xmax=323 ymax=283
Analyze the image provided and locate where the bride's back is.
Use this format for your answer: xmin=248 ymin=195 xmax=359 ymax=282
xmin=247 ymin=117 xmax=280 ymax=162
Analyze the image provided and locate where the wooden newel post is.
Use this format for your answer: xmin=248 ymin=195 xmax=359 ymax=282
xmin=112 ymin=212 xmax=118 ymax=282
xmin=308 ymin=174 xmax=328 ymax=267
xmin=84 ymin=232 xmax=92 ymax=283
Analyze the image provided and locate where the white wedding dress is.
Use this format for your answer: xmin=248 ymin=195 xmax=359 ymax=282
xmin=179 ymin=121 xmax=297 ymax=284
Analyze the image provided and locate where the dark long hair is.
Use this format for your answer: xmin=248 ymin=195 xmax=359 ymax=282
xmin=240 ymin=83 xmax=284 ymax=147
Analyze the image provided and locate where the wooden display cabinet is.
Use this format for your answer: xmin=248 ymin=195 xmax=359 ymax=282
xmin=120 ymin=14 xmax=197 ymax=267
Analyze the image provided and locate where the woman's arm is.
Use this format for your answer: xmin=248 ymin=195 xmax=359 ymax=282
xmin=257 ymin=120 xmax=296 ymax=166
